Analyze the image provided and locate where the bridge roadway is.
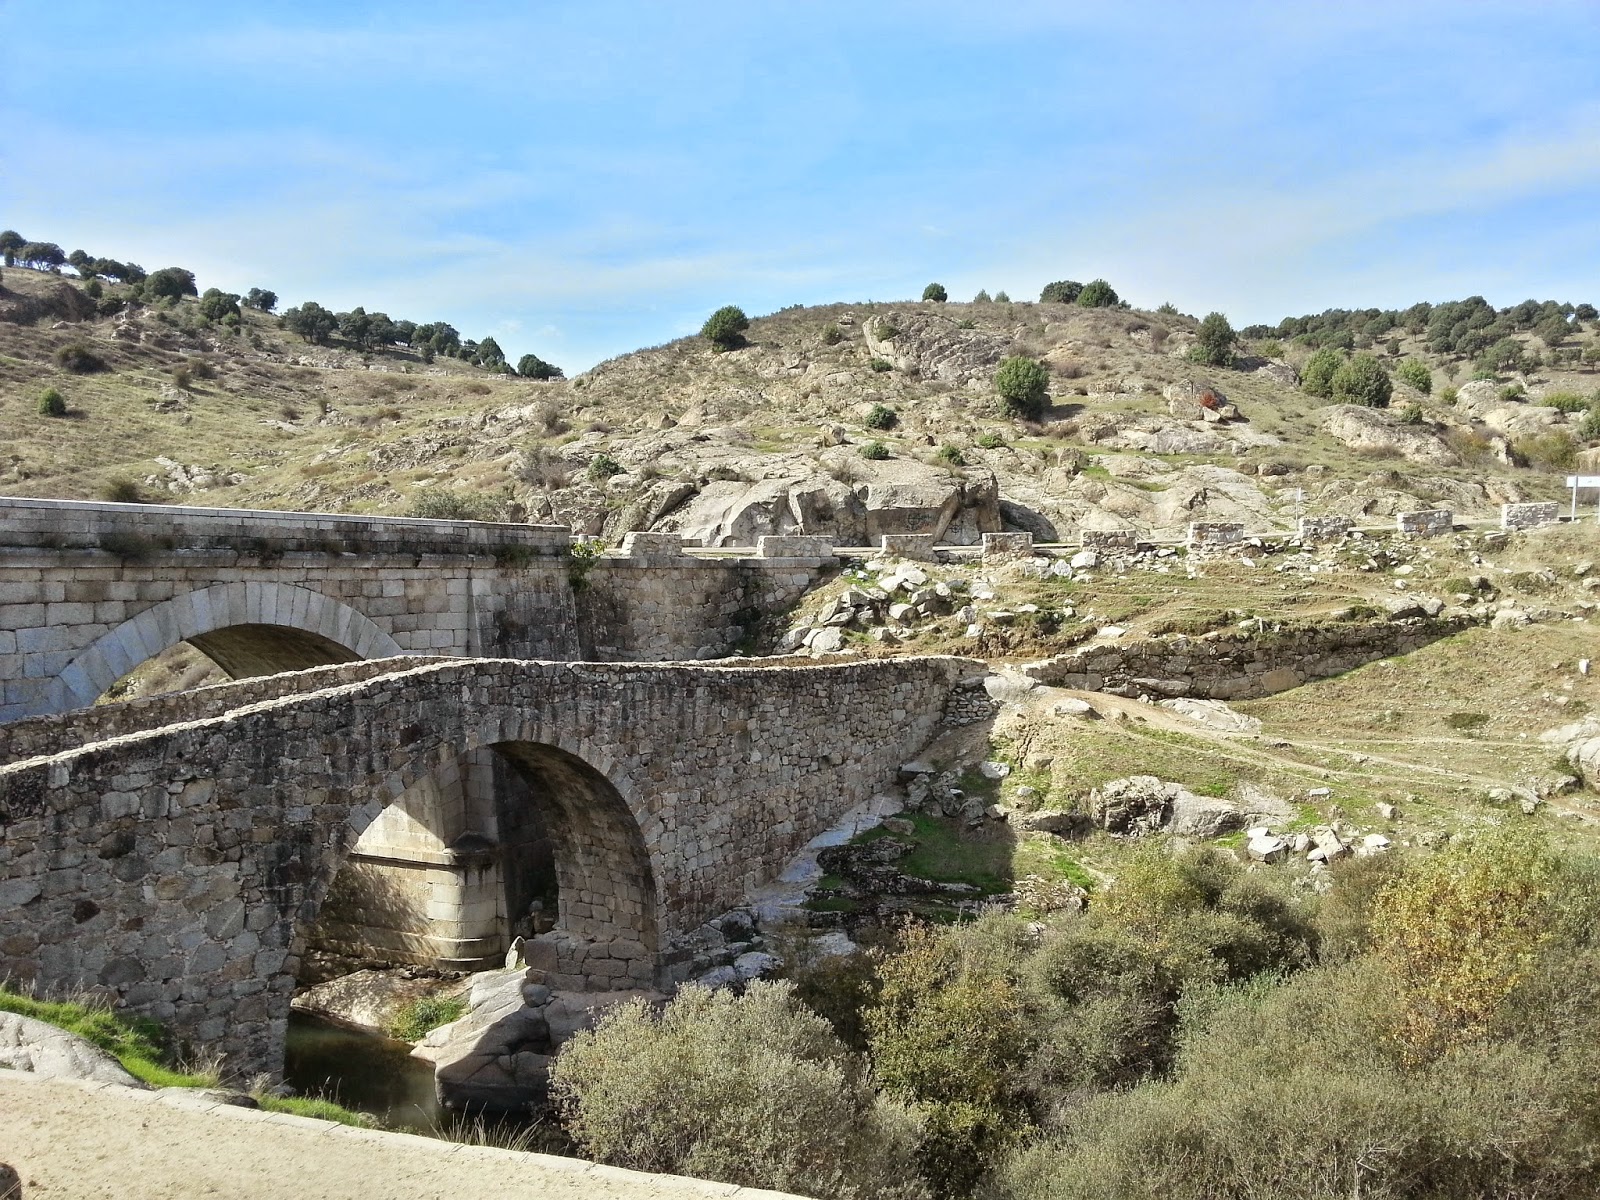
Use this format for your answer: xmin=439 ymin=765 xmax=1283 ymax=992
xmin=0 ymin=653 xmax=970 ymax=1079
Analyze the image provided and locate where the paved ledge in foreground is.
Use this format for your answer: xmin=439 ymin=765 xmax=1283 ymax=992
xmin=0 ymin=1072 xmax=805 ymax=1200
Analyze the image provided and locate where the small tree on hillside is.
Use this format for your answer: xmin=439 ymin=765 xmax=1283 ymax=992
xmin=244 ymin=288 xmax=277 ymax=312
xmin=1301 ymin=347 xmax=1345 ymax=398
xmin=38 ymin=387 xmax=67 ymax=417
xmin=0 ymin=230 xmax=23 ymax=267
xmin=517 ymin=353 xmax=564 ymax=380
xmin=1332 ymin=353 xmax=1392 ymax=408
xmin=197 ymin=288 xmax=241 ymax=322
xmin=922 ymin=282 xmax=948 ymax=302
xmin=701 ymin=305 xmax=750 ymax=351
xmin=280 ymin=300 xmax=339 ymax=345
xmin=1040 ymin=280 xmax=1083 ymax=305
xmin=1193 ymin=312 xmax=1236 ymax=367
xmin=144 ymin=267 xmax=198 ymax=301
xmin=1395 ymin=359 xmax=1432 ymax=393
xmin=994 ymin=356 xmax=1050 ymax=419
xmin=973 ymin=289 xmax=991 ymax=303
xmin=1076 ymin=278 xmax=1119 ymax=308
xmin=20 ymin=242 xmax=65 ymax=272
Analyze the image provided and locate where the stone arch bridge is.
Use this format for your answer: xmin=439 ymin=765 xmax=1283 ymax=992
xmin=0 ymin=655 xmax=970 ymax=1078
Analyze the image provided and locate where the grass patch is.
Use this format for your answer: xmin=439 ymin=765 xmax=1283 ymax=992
xmin=386 ymin=995 xmax=466 ymax=1042
xmin=1013 ymin=836 xmax=1095 ymax=891
xmin=1444 ymin=712 xmax=1489 ymax=732
xmin=858 ymin=813 xmax=1011 ymax=894
xmin=256 ymin=1094 xmax=370 ymax=1126
xmin=0 ymin=986 xmax=216 ymax=1088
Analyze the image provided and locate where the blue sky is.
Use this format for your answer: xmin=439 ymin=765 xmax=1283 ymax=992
xmin=5 ymin=1 xmax=1600 ymax=371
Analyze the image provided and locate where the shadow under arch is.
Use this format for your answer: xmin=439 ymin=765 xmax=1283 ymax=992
xmin=46 ymin=581 xmax=404 ymax=713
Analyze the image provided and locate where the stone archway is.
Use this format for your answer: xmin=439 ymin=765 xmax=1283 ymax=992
xmin=46 ymin=582 xmax=404 ymax=713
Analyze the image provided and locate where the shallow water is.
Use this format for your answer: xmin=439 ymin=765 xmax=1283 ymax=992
xmin=283 ymin=1011 xmax=442 ymax=1134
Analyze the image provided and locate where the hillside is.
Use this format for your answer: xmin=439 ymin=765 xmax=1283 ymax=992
xmin=4 ymin=264 xmax=1599 ymax=547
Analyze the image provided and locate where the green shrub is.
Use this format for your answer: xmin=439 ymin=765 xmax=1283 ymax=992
xmin=865 ymin=403 xmax=898 ymax=430
xmin=700 ymin=304 xmax=750 ymax=350
xmin=38 ymin=386 xmax=66 ymax=417
xmin=1192 ymin=312 xmax=1235 ymax=367
xmin=973 ymin=289 xmax=992 ymax=303
xmin=934 ymin=444 xmax=965 ymax=466
xmin=1578 ymin=407 xmax=1600 ymax=442
xmin=1512 ymin=430 xmax=1578 ymax=471
xmin=922 ymin=282 xmax=948 ymax=302
xmin=1300 ymin=347 xmax=1344 ymax=398
xmin=408 ymin=489 xmax=503 ymax=520
xmin=860 ymin=440 xmax=891 ymax=460
xmin=1257 ymin=338 xmax=1283 ymax=359
xmin=1076 ymin=279 xmax=1118 ymax=308
xmin=994 ymin=356 xmax=1050 ymax=419
xmin=1331 ymin=353 xmax=1392 ymax=407
xmin=1541 ymin=390 xmax=1588 ymax=413
xmin=993 ymin=291 xmax=1010 ymax=303
xmin=1500 ymin=382 xmax=1526 ymax=401
xmin=1397 ymin=402 xmax=1424 ymax=425
xmin=1439 ymin=384 xmax=1459 ymax=406
xmin=587 ymin=453 xmax=624 ymax=482
xmin=551 ymin=982 xmax=927 ymax=1200
xmin=1156 ymin=302 xmax=1179 ymax=316
xmin=54 ymin=343 xmax=108 ymax=373
xmin=1394 ymin=358 xmax=1432 ymax=393
xmin=387 ymin=995 xmax=466 ymax=1042
xmin=99 ymin=477 xmax=145 ymax=504
xmin=870 ymin=357 xmax=894 ymax=373
xmin=1040 ymin=280 xmax=1083 ymax=305
xmin=821 ymin=323 xmax=844 ymax=346
xmin=976 ymin=432 xmax=1003 ymax=449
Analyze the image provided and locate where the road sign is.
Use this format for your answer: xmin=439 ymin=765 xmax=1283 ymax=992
xmin=1566 ymin=476 xmax=1600 ymax=487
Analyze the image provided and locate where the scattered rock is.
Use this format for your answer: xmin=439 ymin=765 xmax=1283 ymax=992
xmin=0 ymin=1012 xmax=146 ymax=1088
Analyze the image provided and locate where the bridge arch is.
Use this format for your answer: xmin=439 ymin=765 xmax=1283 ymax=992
xmin=46 ymin=582 xmax=404 ymax=713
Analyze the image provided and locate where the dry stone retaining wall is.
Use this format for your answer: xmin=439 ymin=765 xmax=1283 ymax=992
xmin=1187 ymin=521 xmax=1245 ymax=548
xmin=1081 ymin=529 xmax=1140 ymax=550
xmin=1022 ymin=616 xmax=1475 ymax=700
xmin=878 ymin=533 xmax=939 ymax=560
xmin=1502 ymin=502 xmax=1560 ymax=531
xmin=1298 ymin=515 xmax=1353 ymax=542
xmin=981 ymin=532 xmax=1034 ymax=560
xmin=0 ymin=655 xmax=969 ymax=1078
xmin=1396 ymin=509 xmax=1453 ymax=536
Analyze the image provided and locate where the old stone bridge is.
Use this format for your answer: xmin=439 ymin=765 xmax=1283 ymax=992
xmin=0 ymin=495 xmax=832 ymax=722
xmin=0 ymin=653 xmax=970 ymax=1078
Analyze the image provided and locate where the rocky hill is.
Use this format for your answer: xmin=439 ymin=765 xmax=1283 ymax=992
xmin=3 ymin=264 xmax=1598 ymax=545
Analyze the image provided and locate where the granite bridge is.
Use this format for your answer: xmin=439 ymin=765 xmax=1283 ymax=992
xmin=0 ymin=654 xmax=970 ymax=1078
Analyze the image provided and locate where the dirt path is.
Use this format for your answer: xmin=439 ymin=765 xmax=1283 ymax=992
xmin=0 ymin=1074 xmax=799 ymax=1200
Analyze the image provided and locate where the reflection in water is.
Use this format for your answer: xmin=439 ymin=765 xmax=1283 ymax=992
xmin=284 ymin=1011 xmax=442 ymax=1134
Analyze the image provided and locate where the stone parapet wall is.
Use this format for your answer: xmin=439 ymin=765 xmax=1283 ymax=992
xmin=1502 ymin=502 xmax=1560 ymax=531
xmin=1397 ymin=509 xmax=1453 ymax=536
xmin=1081 ymin=529 xmax=1140 ymax=550
xmin=1187 ymin=521 xmax=1245 ymax=548
xmin=981 ymin=532 xmax=1033 ymax=560
xmin=0 ymin=655 xmax=972 ymax=1077
xmin=0 ymin=495 xmax=570 ymax=557
xmin=617 ymin=532 xmax=693 ymax=562
xmin=878 ymin=533 xmax=939 ymax=560
xmin=1022 ymin=616 xmax=1475 ymax=700
xmin=1298 ymin=515 xmax=1353 ymax=543
xmin=755 ymin=535 xmax=835 ymax=559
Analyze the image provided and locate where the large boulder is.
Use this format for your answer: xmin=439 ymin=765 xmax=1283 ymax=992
xmin=861 ymin=309 xmax=1011 ymax=383
xmin=0 ymin=1012 xmax=146 ymax=1088
xmin=1317 ymin=404 xmax=1459 ymax=466
xmin=1090 ymin=775 xmax=1175 ymax=835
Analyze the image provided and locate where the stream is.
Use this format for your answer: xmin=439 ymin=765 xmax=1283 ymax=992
xmin=283 ymin=1011 xmax=443 ymax=1134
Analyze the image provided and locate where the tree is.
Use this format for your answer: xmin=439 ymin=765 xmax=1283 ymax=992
xmin=67 ymin=250 xmax=95 ymax=278
xmin=973 ymin=289 xmax=991 ymax=303
xmin=1395 ymin=359 xmax=1432 ymax=393
xmin=94 ymin=259 xmax=144 ymax=284
xmin=366 ymin=312 xmax=397 ymax=348
xmin=38 ymin=387 xmax=66 ymax=417
xmin=994 ymin=356 xmax=1050 ymax=419
xmin=1477 ymin=336 xmax=1526 ymax=374
xmin=517 ymin=353 xmax=564 ymax=380
xmin=993 ymin=290 xmax=1011 ymax=303
xmin=922 ymin=282 xmax=948 ymax=302
xmin=701 ymin=304 xmax=750 ymax=350
xmin=20 ymin=241 xmax=65 ymax=272
xmin=1301 ymin=347 xmax=1344 ymax=398
xmin=280 ymin=300 xmax=338 ymax=345
xmin=1193 ymin=312 xmax=1236 ymax=367
xmin=197 ymin=288 xmax=241 ymax=322
xmin=244 ymin=288 xmax=277 ymax=312
xmin=338 ymin=307 xmax=373 ymax=348
xmin=0 ymin=230 xmax=22 ymax=267
xmin=1577 ymin=303 xmax=1598 ymax=322
xmin=1040 ymin=280 xmax=1083 ymax=304
xmin=473 ymin=335 xmax=506 ymax=368
xmin=1331 ymin=352 xmax=1392 ymax=408
xmin=144 ymin=267 xmax=198 ymax=301
xmin=551 ymin=983 xmax=926 ymax=1200
xmin=1076 ymin=278 xmax=1119 ymax=308
xmin=1537 ymin=314 xmax=1571 ymax=349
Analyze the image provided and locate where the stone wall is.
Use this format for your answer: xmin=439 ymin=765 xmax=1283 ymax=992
xmin=1396 ymin=509 xmax=1453 ymax=536
xmin=1502 ymin=502 xmax=1560 ymax=531
xmin=0 ymin=655 xmax=970 ymax=1077
xmin=1298 ymin=515 xmax=1353 ymax=543
xmin=878 ymin=533 xmax=939 ymax=560
xmin=1187 ymin=521 xmax=1244 ymax=548
xmin=756 ymin=535 xmax=835 ymax=559
xmin=981 ymin=532 xmax=1033 ymax=560
xmin=1021 ymin=616 xmax=1475 ymax=700
xmin=1081 ymin=529 xmax=1140 ymax=550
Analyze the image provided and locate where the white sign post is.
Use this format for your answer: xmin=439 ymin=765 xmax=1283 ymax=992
xmin=1565 ymin=476 xmax=1600 ymax=522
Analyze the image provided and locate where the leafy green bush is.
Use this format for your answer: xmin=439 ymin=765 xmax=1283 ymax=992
xmin=934 ymin=444 xmax=965 ymax=466
xmin=54 ymin=343 xmax=108 ymax=374
xmin=1191 ymin=312 xmax=1235 ymax=367
xmin=1331 ymin=353 xmax=1392 ymax=407
xmin=870 ymin=357 xmax=894 ymax=372
xmin=587 ymin=453 xmax=624 ymax=482
xmin=1500 ymin=382 xmax=1526 ymax=401
xmin=700 ymin=304 xmax=750 ymax=350
xmin=99 ymin=477 xmax=145 ymax=504
xmin=976 ymin=432 xmax=1003 ymax=449
xmin=1077 ymin=279 xmax=1119 ymax=308
xmin=922 ymin=282 xmax=948 ymax=302
xmin=1578 ymin=407 xmax=1600 ymax=442
xmin=821 ymin=323 xmax=844 ymax=346
xmin=1394 ymin=358 xmax=1432 ymax=393
xmin=1300 ymin=347 xmax=1344 ymax=398
xmin=408 ymin=489 xmax=504 ymax=520
xmin=388 ymin=995 xmax=466 ymax=1042
xmin=860 ymin=440 xmax=891 ymax=460
xmin=994 ymin=356 xmax=1050 ymax=419
xmin=993 ymin=291 xmax=1010 ymax=303
xmin=1541 ymin=390 xmax=1588 ymax=413
xmin=1439 ymin=384 xmax=1458 ymax=405
xmin=865 ymin=403 xmax=898 ymax=430
xmin=1040 ymin=281 xmax=1083 ymax=305
xmin=1512 ymin=430 xmax=1578 ymax=471
xmin=973 ymin=289 xmax=992 ymax=303
xmin=38 ymin=386 xmax=66 ymax=417
xmin=1397 ymin=402 xmax=1424 ymax=425
xmin=551 ymin=982 xmax=927 ymax=1199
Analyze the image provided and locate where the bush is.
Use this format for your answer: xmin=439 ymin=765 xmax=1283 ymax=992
xmin=1040 ymin=281 xmax=1083 ymax=305
xmin=1331 ymin=353 xmax=1392 ymax=407
xmin=934 ymin=444 xmax=965 ymax=466
xmin=551 ymin=982 xmax=927 ymax=1200
xmin=516 ymin=353 xmax=564 ymax=380
xmin=1439 ymin=384 xmax=1458 ymax=405
xmin=701 ymin=304 xmax=750 ymax=350
xmin=865 ymin=403 xmax=898 ymax=430
xmin=922 ymin=282 xmax=948 ymax=302
xmin=54 ymin=343 xmax=108 ymax=374
xmin=860 ymin=441 xmax=891 ymax=460
xmin=1300 ymin=347 xmax=1344 ymax=398
xmin=143 ymin=266 xmax=197 ymax=302
xmin=1192 ymin=312 xmax=1235 ymax=367
xmin=1394 ymin=358 xmax=1432 ymax=393
xmin=1578 ymin=407 xmax=1600 ymax=442
xmin=821 ymin=323 xmax=844 ymax=346
xmin=38 ymin=387 xmax=66 ymax=417
xmin=1397 ymin=403 xmax=1424 ymax=425
xmin=973 ymin=289 xmax=992 ymax=303
xmin=587 ymin=453 xmax=624 ymax=482
xmin=870 ymin=357 xmax=894 ymax=372
xmin=197 ymin=288 xmax=240 ymax=322
xmin=388 ymin=995 xmax=466 ymax=1042
xmin=407 ymin=489 xmax=503 ymax=521
xmin=993 ymin=291 xmax=1010 ymax=303
xmin=976 ymin=432 xmax=1003 ymax=449
xmin=1541 ymin=390 xmax=1588 ymax=413
xmin=994 ymin=356 xmax=1050 ymax=419
xmin=1512 ymin=430 xmax=1578 ymax=471
xmin=99 ymin=477 xmax=145 ymax=504
xmin=1076 ymin=279 xmax=1119 ymax=308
